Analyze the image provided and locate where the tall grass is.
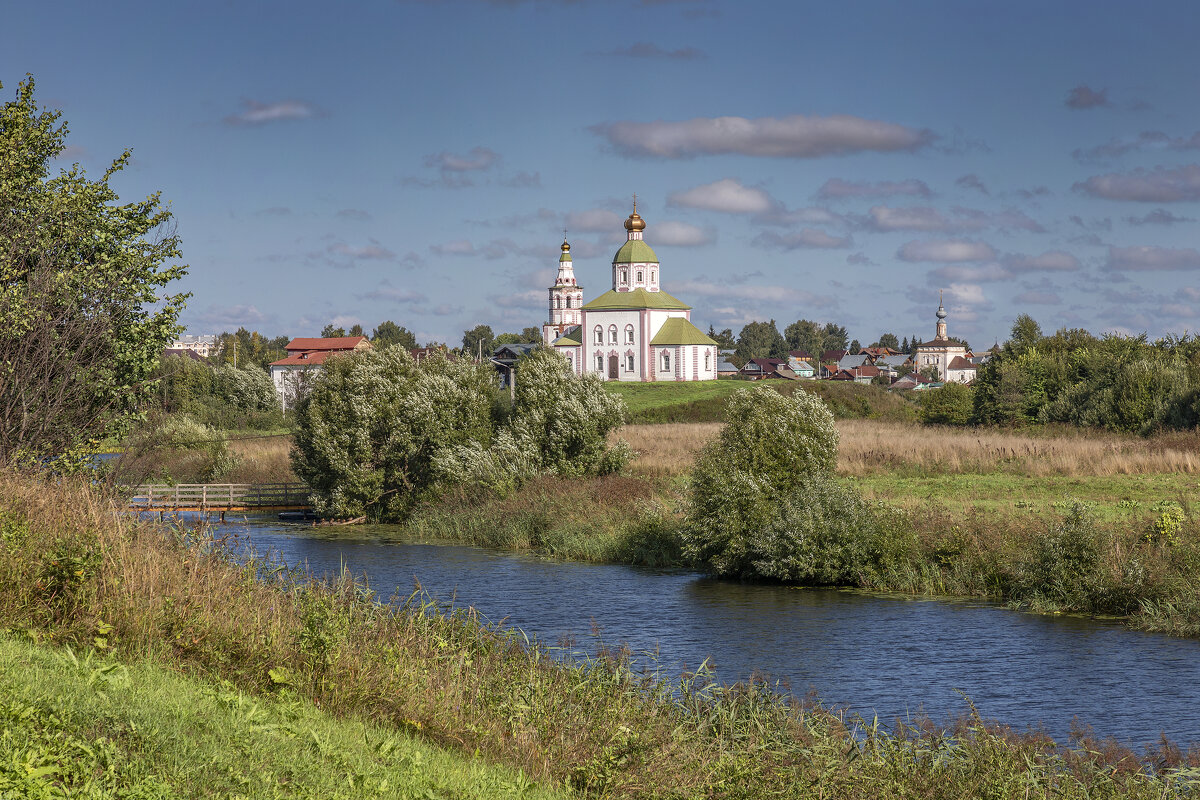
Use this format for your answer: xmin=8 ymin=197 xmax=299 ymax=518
xmin=616 ymin=421 xmax=1200 ymax=479
xmin=1 ymin=470 xmax=1197 ymax=798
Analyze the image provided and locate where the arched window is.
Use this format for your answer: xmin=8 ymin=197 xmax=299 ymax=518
xmin=651 ymin=270 xmax=656 ymax=283
xmin=661 ymin=350 xmax=671 ymax=373
xmin=625 ymin=325 xmax=634 ymax=344
xmin=566 ymin=353 xmax=573 ymax=369
xmin=595 ymin=354 xmax=604 ymax=372
xmin=637 ymin=270 xmax=643 ymax=283
xmin=625 ymin=354 xmax=634 ymax=372
xmin=620 ymin=269 xmax=627 ymax=284
xmin=593 ymin=326 xmax=603 ymax=345
xmin=555 ymin=296 xmax=561 ymax=309
xmin=565 ymin=296 xmax=571 ymax=309
xmin=608 ymin=325 xmax=617 ymax=344
xmin=704 ymin=350 xmax=711 ymax=371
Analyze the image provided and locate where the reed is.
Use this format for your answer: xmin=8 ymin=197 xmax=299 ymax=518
xmin=1 ymin=469 xmax=1195 ymax=798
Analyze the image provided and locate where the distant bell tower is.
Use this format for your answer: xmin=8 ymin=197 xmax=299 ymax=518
xmin=542 ymin=237 xmax=584 ymax=345
xmin=934 ymin=290 xmax=948 ymax=340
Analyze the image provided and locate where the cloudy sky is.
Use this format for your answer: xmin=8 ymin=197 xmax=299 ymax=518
xmin=7 ymin=1 xmax=1200 ymax=347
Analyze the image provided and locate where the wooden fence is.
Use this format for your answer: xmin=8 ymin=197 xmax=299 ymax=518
xmin=129 ymin=483 xmax=310 ymax=513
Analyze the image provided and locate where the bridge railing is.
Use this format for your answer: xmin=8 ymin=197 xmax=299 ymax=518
xmin=129 ymin=483 xmax=310 ymax=510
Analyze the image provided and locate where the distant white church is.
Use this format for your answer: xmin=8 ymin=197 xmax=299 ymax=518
xmin=542 ymin=205 xmax=718 ymax=381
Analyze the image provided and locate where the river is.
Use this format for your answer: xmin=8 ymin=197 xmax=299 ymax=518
xmin=225 ymin=516 xmax=1199 ymax=749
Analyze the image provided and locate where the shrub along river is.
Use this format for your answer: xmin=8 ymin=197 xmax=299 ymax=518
xmin=229 ymin=517 xmax=1200 ymax=749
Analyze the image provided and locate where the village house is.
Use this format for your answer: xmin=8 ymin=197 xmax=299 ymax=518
xmin=269 ymin=336 xmax=371 ymax=411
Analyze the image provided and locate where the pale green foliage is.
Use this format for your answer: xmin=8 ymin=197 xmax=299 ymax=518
xmin=685 ymin=387 xmax=872 ymax=578
xmin=0 ymin=78 xmax=189 ymax=464
xmin=291 ymin=348 xmax=496 ymax=520
xmin=214 ymin=364 xmax=278 ymax=411
xmin=435 ymin=349 xmax=629 ymax=493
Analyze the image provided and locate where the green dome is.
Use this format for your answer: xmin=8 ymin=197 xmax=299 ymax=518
xmin=612 ymin=239 xmax=658 ymax=264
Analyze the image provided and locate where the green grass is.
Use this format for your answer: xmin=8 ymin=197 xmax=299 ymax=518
xmin=0 ymin=634 xmax=562 ymax=800
xmin=606 ymin=379 xmax=917 ymax=423
xmin=857 ymin=472 xmax=1200 ymax=524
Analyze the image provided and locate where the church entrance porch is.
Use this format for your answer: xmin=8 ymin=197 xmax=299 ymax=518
xmin=608 ymin=354 xmax=619 ymax=379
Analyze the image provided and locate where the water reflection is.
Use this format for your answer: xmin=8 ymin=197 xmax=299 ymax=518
xmin=233 ymin=517 xmax=1200 ymax=748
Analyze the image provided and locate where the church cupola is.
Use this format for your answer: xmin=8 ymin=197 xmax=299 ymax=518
xmin=612 ymin=196 xmax=660 ymax=293
xmin=934 ymin=290 xmax=948 ymax=340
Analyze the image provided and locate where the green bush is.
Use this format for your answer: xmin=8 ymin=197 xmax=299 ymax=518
xmin=919 ymin=382 xmax=974 ymax=425
xmin=434 ymin=349 xmax=629 ymax=493
xmin=292 ymin=348 xmax=497 ymax=521
xmin=684 ymin=386 xmax=862 ymax=578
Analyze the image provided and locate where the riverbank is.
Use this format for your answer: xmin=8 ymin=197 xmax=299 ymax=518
xmin=109 ymin=414 xmax=1200 ymax=636
xmin=1 ymin=470 xmax=1195 ymax=798
xmin=0 ymin=634 xmax=561 ymax=799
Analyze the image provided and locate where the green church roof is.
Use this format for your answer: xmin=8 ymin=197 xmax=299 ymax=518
xmin=650 ymin=317 xmax=718 ymax=346
xmin=612 ymin=239 xmax=659 ymax=264
xmin=559 ymin=252 xmax=572 ymax=263
xmin=582 ymin=288 xmax=691 ymax=311
xmin=552 ymin=328 xmax=582 ymax=346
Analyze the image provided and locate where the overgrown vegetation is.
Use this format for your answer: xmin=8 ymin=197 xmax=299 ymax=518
xmin=957 ymin=314 xmax=1200 ymax=434
xmin=1 ymin=471 xmax=1197 ymax=798
xmin=0 ymin=635 xmax=563 ymax=799
xmin=0 ymin=78 xmax=188 ymax=467
xmin=292 ymin=347 xmax=628 ymax=521
xmin=153 ymin=353 xmax=283 ymax=431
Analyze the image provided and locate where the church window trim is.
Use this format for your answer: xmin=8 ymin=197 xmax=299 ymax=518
xmin=624 ymin=324 xmax=634 ymax=345
xmin=593 ymin=326 xmax=603 ymax=345
xmin=704 ymin=350 xmax=711 ymax=371
xmin=625 ymin=352 xmax=634 ymax=372
xmin=609 ymin=325 xmax=618 ymax=345
xmin=661 ymin=350 xmax=671 ymax=373
xmin=595 ymin=353 xmax=603 ymax=372
xmin=637 ymin=270 xmax=643 ymax=283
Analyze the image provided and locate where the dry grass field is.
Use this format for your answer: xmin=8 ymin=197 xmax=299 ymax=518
xmin=225 ymin=434 xmax=296 ymax=483
xmin=616 ymin=421 xmax=1200 ymax=479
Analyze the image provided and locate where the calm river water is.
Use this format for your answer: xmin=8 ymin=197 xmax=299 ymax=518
xmin=227 ymin=517 xmax=1199 ymax=748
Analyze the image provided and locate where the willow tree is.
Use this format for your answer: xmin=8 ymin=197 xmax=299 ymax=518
xmin=0 ymin=77 xmax=189 ymax=465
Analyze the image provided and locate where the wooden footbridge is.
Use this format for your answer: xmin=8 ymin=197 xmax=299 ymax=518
xmin=129 ymin=483 xmax=311 ymax=520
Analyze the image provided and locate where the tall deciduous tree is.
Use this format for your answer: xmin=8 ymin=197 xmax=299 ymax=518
xmin=371 ymin=320 xmax=418 ymax=350
xmin=735 ymin=320 xmax=787 ymax=362
xmin=0 ymin=78 xmax=189 ymax=464
xmin=461 ymin=324 xmax=494 ymax=358
xmin=784 ymin=319 xmax=823 ymax=357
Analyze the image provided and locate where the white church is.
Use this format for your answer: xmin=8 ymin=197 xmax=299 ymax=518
xmin=541 ymin=205 xmax=718 ymax=381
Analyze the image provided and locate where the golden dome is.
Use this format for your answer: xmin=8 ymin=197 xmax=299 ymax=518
xmin=624 ymin=211 xmax=646 ymax=232
xmin=561 ymin=240 xmax=571 ymax=252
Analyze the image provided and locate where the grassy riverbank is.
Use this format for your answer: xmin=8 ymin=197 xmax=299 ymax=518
xmin=2 ymin=470 xmax=1197 ymax=798
xmin=0 ymin=634 xmax=561 ymax=799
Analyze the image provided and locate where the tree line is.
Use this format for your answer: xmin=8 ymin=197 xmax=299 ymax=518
xmin=703 ymin=320 xmax=920 ymax=367
xmin=921 ymin=314 xmax=1200 ymax=434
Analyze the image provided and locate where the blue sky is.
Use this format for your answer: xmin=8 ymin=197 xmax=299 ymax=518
xmin=7 ymin=0 xmax=1200 ymax=348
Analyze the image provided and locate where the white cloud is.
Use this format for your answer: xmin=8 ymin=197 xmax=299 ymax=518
xmin=653 ymin=220 xmax=714 ymax=246
xmin=430 ymin=239 xmax=477 ymax=256
xmin=359 ymin=281 xmax=427 ymax=304
xmin=592 ymin=113 xmax=936 ymax=159
xmin=673 ymin=279 xmax=834 ymax=306
xmin=1105 ymin=245 xmax=1200 ymax=271
xmin=816 ymin=178 xmax=932 ymax=200
xmin=956 ymin=174 xmax=989 ymax=195
xmin=667 ymin=178 xmax=777 ymax=214
xmin=187 ymin=304 xmax=274 ymax=330
xmin=1015 ymin=291 xmax=1062 ymax=305
xmin=752 ymin=229 xmax=851 ymax=250
xmin=897 ymin=239 xmax=997 ymax=262
xmin=1075 ymin=164 xmax=1200 ymax=202
xmin=424 ymin=146 xmax=499 ymax=172
xmin=1125 ymin=208 xmax=1196 ymax=226
xmin=224 ymin=99 xmax=321 ymax=125
xmin=1065 ymin=85 xmax=1110 ymax=109
xmin=944 ymin=283 xmax=986 ymax=305
xmin=1006 ymin=251 xmax=1080 ymax=273
xmin=928 ymin=263 xmax=1012 ymax=283
xmin=862 ymin=205 xmax=1043 ymax=234
xmin=566 ymin=208 xmax=623 ymax=232
xmin=328 ymin=242 xmax=396 ymax=260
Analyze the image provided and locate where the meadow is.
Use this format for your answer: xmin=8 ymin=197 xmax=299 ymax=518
xmin=2 ymin=471 xmax=1196 ymax=798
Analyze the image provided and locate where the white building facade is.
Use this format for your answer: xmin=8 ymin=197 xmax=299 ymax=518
xmin=544 ymin=207 xmax=718 ymax=382
xmin=914 ymin=293 xmax=969 ymax=382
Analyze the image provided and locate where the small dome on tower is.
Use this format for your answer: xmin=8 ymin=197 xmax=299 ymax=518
xmin=936 ymin=290 xmax=947 ymax=320
xmin=561 ymin=240 xmax=571 ymax=253
xmin=624 ymin=211 xmax=646 ymax=232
